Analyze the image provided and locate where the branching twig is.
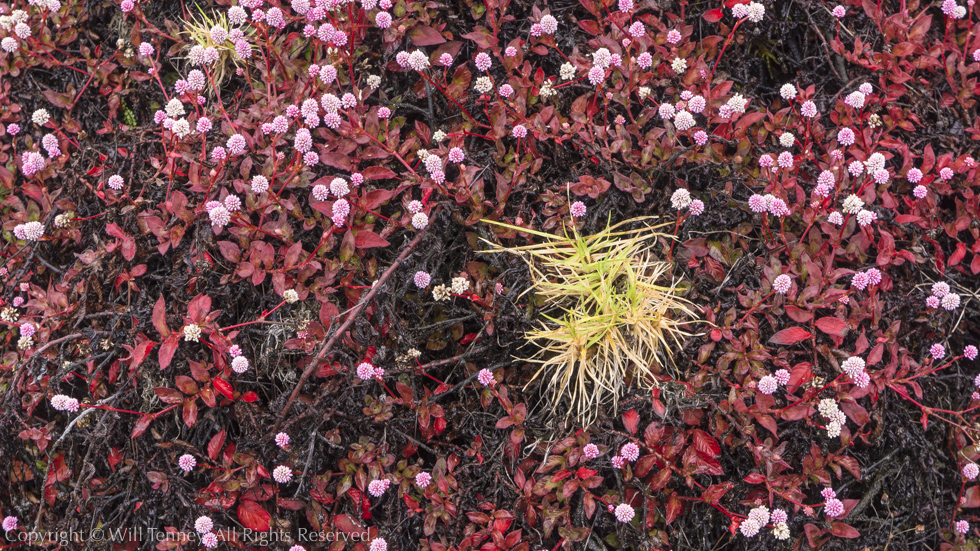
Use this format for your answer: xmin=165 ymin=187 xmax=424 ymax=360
xmin=274 ymin=228 xmax=430 ymax=431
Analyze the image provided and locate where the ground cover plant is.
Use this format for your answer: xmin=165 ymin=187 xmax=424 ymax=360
xmin=2 ymin=0 xmax=980 ymax=549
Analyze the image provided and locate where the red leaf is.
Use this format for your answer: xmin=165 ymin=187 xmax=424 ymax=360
xmin=237 ymin=500 xmax=271 ymax=532
xmin=153 ymin=295 xmax=170 ymax=337
xmin=407 ymin=24 xmax=446 ymax=46
xmin=804 ymin=524 xmax=826 ymax=548
xmin=213 ymin=377 xmax=234 ymax=401
xmin=108 ymin=448 xmax=123 ymax=470
xmin=182 ymin=399 xmax=198 ymax=427
xmin=158 ymin=333 xmax=179 ymax=370
xmin=131 ymin=416 xmax=153 ymax=439
xmin=333 ymin=513 xmax=364 ymax=534
xmin=241 ymin=391 xmax=259 ymax=403
xmin=743 ymin=473 xmax=766 ymax=484
xmin=622 ymin=410 xmax=640 ymax=435
xmin=361 ymin=166 xmax=398 ymax=180
xmin=949 ymin=243 xmax=967 ymax=266
xmin=665 ymin=495 xmax=683 ymax=524
xmin=692 ymin=429 xmax=721 ymax=456
xmin=815 ymin=316 xmax=848 ymax=337
xmin=963 ymin=486 xmax=980 ymax=507
xmin=175 ymin=375 xmax=199 ymax=395
xmin=702 ymin=482 xmax=733 ymax=504
xmin=208 ymin=430 xmax=226 ymax=461
xmin=703 ymin=8 xmax=724 ymax=21
xmin=354 ymin=230 xmax=390 ymax=249
xmin=829 ymin=522 xmax=860 ymax=538
xmin=154 ymin=387 xmax=184 ymax=404
xmin=768 ymin=327 xmax=813 ymax=345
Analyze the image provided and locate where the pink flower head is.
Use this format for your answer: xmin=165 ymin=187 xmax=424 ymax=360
xmin=368 ymin=478 xmax=390 ymax=497
xmin=851 ymin=272 xmax=869 ymax=291
xmin=865 ymin=268 xmax=882 ymax=286
xmin=801 ymin=101 xmax=818 ymax=117
xmin=610 ymin=455 xmax=625 ymax=469
xmin=777 ymin=151 xmax=794 ymax=168
xmin=688 ymin=199 xmax=705 ymax=216
xmin=773 ymin=274 xmax=792 ymax=294
xmin=906 ymin=167 xmax=924 ymax=183
xmin=20 ymin=323 xmax=35 ymax=338
xmin=957 ymin=520 xmax=970 ymax=534
xmin=758 ymin=375 xmax=778 ymax=395
xmin=965 ymin=345 xmax=979 ymax=360
xmin=768 ymin=198 xmax=790 ymax=217
xmin=201 ymin=533 xmax=218 ymax=548
xmin=926 ymin=296 xmax=940 ymax=309
xmin=448 ymin=147 xmax=465 ymax=163
xmin=356 ymin=362 xmax=376 ymax=381
xmin=377 ymin=107 xmax=392 ymax=120
xmin=620 ymin=442 xmax=640 ymax=462
xmin=933 ymin=281 xmax=951 ymax=298
xmin=50 ymin=394 xmax=79 ymax=412
xmin=12 ymin=297 xmax=24 ymax=308
xmin=512 ymin=125 xmax=527 ymax=138
xmin=588 ymin=65 xmax=606 ymax=86
xmin=231 ymin=356 xmax=249 ymax=373
xmin=273 ymin=465 xmax=293 ymax=483
xmin=475 ymin=52 xmax=492 ymax=72
xmin=413 ymin=270 xmax=431 ymax=288
xmin=913 ymin=185 xmax=928 ymax=199
xmin=837 ymin=127 xmax=855 ymax=146
xmin=748 ymin=194 xmax=767 ymax=213
xmin=498 ymin=84 xmax=514 ymax=98
xmin=964 ymin=463 xmax=979 ymax=480
xmin=629 ymin=22 xmax=645 ymax=37
xmin=195 ymin=516 xmax=213 ymax=534
xmin=178 ymin=454 xmax=196 ymax=472
xmin=824 ymin=498 xmax=844 ymax=517
xmin=942 ymin=293 xmax=961 ymax=311
xmin=940 ymin=167 xmax=954 ymax=180
xmin=667 ymin=29 xmax=682 ymax=44
xmin=821 ymin=487 xmax=837 ymax=500
xmin=120 ymin=0 xmax=135 ymax=12
xmin=771 ymin=509 xmax=788 ymax=524
xmin=930 ymin=343 xmax=945 ymax=360
xmin=636 ymin=52 xmax=653 ymax=69
xmin=530 ymin=23 xmax=543 ymax=37
xmin=375 ymin=11 xmax=392 ymax=28
xmin=7 ymin=123 xmax=20 ymax=136
xmin=759 ymin=154 xmax=774 ymax=168
xmin=477 ymin=368 xmax=495 ymax=387
xmin=832 ymin=5 xmax=846 ymax=17
xmin=505 ymin=46 xmax=517 ymax=57
xmin=369 ymin=538 xmax=388 ymax=551
xmin=570 ymin=201 xmax=587 ymax=218
xmin=739 ymin=518 xmax=761 ymax=537
xmin=844 ymin=91 xmax=865 ymax=109
xmin=2 ymin=517 xmax=17 ymax=532
xmin=774 ymin=369 xmax=790 ymax=386
xmin=415 ymin=472 xmax=432 ymax=488
xmin=614 ymin=503 xmax=634 ymax=522
xmin=694 ymin=131 xmax=708 ymax=146
xmin=275 ymin=432 xmax=290 ymax=447
xmin=583 ymin=443 xmax=600 ymax=459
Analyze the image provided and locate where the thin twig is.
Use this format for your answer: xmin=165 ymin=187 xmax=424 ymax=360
xmin=50 ymin=389 xmax=129 ymax=453
xmin=274 ymin=228 xmax=430 ymax=431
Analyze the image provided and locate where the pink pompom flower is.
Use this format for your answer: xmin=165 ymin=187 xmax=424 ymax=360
xmin=477 ymin=368 xmax=495 ymax=387
xmin=275 ymin=432 xmax=290 ymax=447
xmin=178 ymin=454 xmax=196 ymax=472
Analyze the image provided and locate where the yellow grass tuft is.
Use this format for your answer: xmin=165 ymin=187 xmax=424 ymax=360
xmin=481 ymin=216 xmax=700 ymax=426
xmin=180 ymin=6 xmax=252 ymax=91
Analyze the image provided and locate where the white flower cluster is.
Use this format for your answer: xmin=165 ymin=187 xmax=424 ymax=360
xmin=731 ymin=2 xmax=765 ymax=22
xmin=818 ymin=398 xmax=846 ymax=438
